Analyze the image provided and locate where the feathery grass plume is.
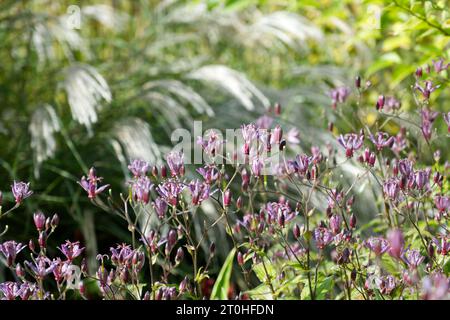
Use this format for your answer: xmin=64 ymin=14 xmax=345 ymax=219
xmin=245 ymin=11 xmax=323 ymax=50
xmin=111 ymin=118 xmax=162 ymax=166
xmin=81 ymin=4 xmax=128 ymax=30
xmin=61 ymin=64 xmax=112 ymax=133
xmin=187 ymin=65 xmax=270 ymax=111
xmin=29 ymin=104 xmax=61 ymax=178
xmin=142 ymin=80 xmax=214 ymax=116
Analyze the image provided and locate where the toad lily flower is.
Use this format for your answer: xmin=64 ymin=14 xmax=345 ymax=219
xmin=166 ymin=151 xmax=184 ymax=177
xmin=11 ymin=181 xmax=33 ymax=204
xmin=370 ymin=132 xmax=394 ymax=151
xmin=128 ymin=159 xmax=150 ymax=177
xmin=415 ymin=80 xmax=440 ymax=100
xmin=432 ymin=58 xmax=449 ymax=73
xmin=337 ymin=132 xmax=364 ymax=158
xmin=131 ymin=176 xmax=153 ymax=204
xmin=330 ymin=86 xmax=351 ymax=109
xmin=365 ymin=237 xmax=390 ymax=256
xmin=58 ymin=240 xmax=84 ymax=261
xmin=0 ymin=241 xmax=26 ymax=267
xmin=189 ymin=180 xmax=210 ymax=206
xmin=78 ymin=167 xmax=109 ymax=199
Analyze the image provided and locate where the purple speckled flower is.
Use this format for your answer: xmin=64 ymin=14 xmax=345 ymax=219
xmin=0 ymin=241 xmax=26 ymax=267
xmin=58 ymin=240 xmax=84 ymax=261
xmin=404 ymin=249 xmax=424 ymax=269
xmin=25 ymin=256 xmax=56 ymax=279
xmin=0 ymin=282 xmax=36 ymax=300
xmin=196 ymin=165 xmax=219 ymax=184
xmin=153 ymin=197 xmax=167 ymax=219
xmin=432 ymin=236 xmax=450 ymax=256
xmin=365 ymin=237 xmax=390 ymax=256
xmin=131 ymin=176 xmax=153 ymax=204
xmin=415 ymin=80 xmax=440 ymax=100
xmin=370 ymin=132 xmax=394 ymax=151
xmin=156 ymin=180 xmax=185 ymax=206
xmin=11 ymin=181 xmax=33 ymax=204
xmin=434 ymin=195 xmax=449 ymax=219
xmin=128 ymin=159 xmax=150 ymax=177
xmin=383 ymin=178 xmax=400 ymax=201
xmin=313 ymin=227 xmax=333 ymax=249
xmin=78 ymin=168 xmax=109 ymax=199
xmin=166 ymin=151 xmax=184 ymax=177
xmin=189 ymin=180 xmax=210 ymax=206
xmin=337 ymin=133 xmax=364 ymax=158
xmin=329 ymin=215 xmax=342 ymax=234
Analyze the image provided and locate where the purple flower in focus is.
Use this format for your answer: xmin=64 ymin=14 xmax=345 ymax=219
xmin=153 ymin=197 xmax=168 ymax=219
xmin=78 ymin=167 xmax=109 ymax=199
xmin=131 ymin=176 xmax=153 ymax=204
xmin=313 ymin=227 xmax=333 ymax=249
xmin=0 ymin=241 xmax=26 ymax=267
xmin=196 ymin=165 xmax=219 ymax=184
xmin=156 ymin=180 xmax=185 ymax=206
xmin=11 ymin=181 xmax=33 ymax=204
xmin=189 ymin=180 xmax=210 ymax=206
xmin=166 ymin=151 xmax=184 ymax=177
xmin=337 ymin=133 xmax=364 ymax=158
xmin=25 ymin=256 xmax=56 ymax=279
xmin=414 ymin=168 xmax=431 ymax=190
xmin=383 ymin=178 xmax=400 ymax=201
xmin=128 ymin=159 xmax=150 ymax=177
xmin=291 ymin=154 xmax=312 ymax=175
xmin=58 ymin=240 xmax=84 ymax=261
xmin=365 ymin=237 xmax=390 ymax=256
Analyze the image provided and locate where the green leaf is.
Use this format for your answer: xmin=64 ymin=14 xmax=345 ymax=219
xmin=210 ymin=248 xmax=236 ymax=300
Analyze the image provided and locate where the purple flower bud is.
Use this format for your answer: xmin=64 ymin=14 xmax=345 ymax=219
xmin=223 ymin=189 xmax=232 ymax=207
xmin=175 ymin=247 xmax=184 ymax=264
xmin=29 ymin=240 xmax=35 ymax=252
xmin=38 ymin=231 xmax=46 ymax=249
xmin=274 ymin=102 xmax=281 ymax=115
xmin=415 ymin=67 xmax=422 ymax=78
xmin=350 ymin=214 xmax=357 ymax=229
xmin=387 ymin=229 xmax=404 ymax=259
xmin=355 ymin=76 xmax=361 ymax=88
xmin=51 ymin=214 xmax=59 ymax=229
xmin=293 ymin=224 xmax=300 ymax=239
xmin=33 ymin=211 xmax=46 ymax=231
xmin=16 ymin=263 xmax=24 ymax=277
xmin=329 ymin=215 xmax=341 ymax=234
xmin=237 ymin=252 xmax=244 ymax=266
xmin=376 ymin=95 xmax=385 ymax=110
xmin=168 ymin=229 xmax=177 ymax=249
xmin=160 ymin=165 xmax=167 ymax=178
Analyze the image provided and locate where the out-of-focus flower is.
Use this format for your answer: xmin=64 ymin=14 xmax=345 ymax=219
xmin=415 ymin=80 xmax=440 ymax=100
xmin=443 ymin=112 xmax=450 ymax=133
xmin=365 ymin=237 xmax=390 ymax=256
xmin=128 ymin=159 xmax=150 ymax=177
xmin=223 ymin=189 xmax=232 ymax=207
xmin=255 ymin=115 xmax=273 ymax=129
xmin=0 ymin=241 xmax=26 ymax=267
xmin=197 ymin=130 xmax=224 ymax=157
xmin=329 ymin=215 xmax=341 ymax=234
xmin=197 ymin=165 xmax=219 ymax=184
xmin=375 ymin=275 xmax=396 ymax=295
xmin=432 ymin=58 xmax=449 ymax=73
xmin=421 ymin=273 xmax=449 ymax=300
xmin=404 ymin=249 xmax=424 ymax=269
xmin=286 ymin=127 xmax=300 ymax=145
xmin=11 ymin=181 xmax=33 ymax=204
xmin=414 ymin=168 xmax=431 ymax=190
xmin=58 ymin=240 xmax=84 ymax=261
xmin=432 ymin=236 xmax=450 ymax=256
xmin=290 ymin=154 xmax=312 ymax=175
xmin=270 ymin=125 xmax=283 ymax=144
xmin=337 ymin=133 xmax=364 ymax=158
xmin=0 ymin=282 xmax=36 ymax=300
xmin=384 ymin=96 xmax=401 ymax=112
xmin=330 ymin=86 xmax=350 ymax=109
xmin=434 ymin=195 xmax=449 ymax=220
xmin=387 ymin=229 xmax=404 ymax=259
xmin=383 ymin=178 xmax=400 ymax=201
xmin=391 ymin=128 xmax=407 ymax=155
xmin=370 ymin=132 xmax=394 ymax=151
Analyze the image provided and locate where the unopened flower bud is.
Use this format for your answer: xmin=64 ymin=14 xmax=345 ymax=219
xmin=376 ymin=95 xmax=385 ymax=110
xmin=29 ymin=239 xmax=35 ymax=252
xmin=350 ymin=214 xmax=357 ymax=229
xmin=355 ymin=76 xmax=361 ymax=88
xmin=415 ymin=67 xmax=423 ymax=78
xmin=223 ymin=189 xmax=231 ymax=207
xmin=16 ymin=263 xmax=24 ymax=278
xmin=237 ymin=252 xmax=244 ymax=266
xmin=209 ymin=242 xmax=216 ymax=257
xmin=33 ymin=211 xmax=46 ymax=231
xmin=152 ymin=166 xmax=158 ymax=178
xmin=38 ymin=231 xmax=46 ymax=248
xmin=51 ymin=214 xmax=59 ymax=229
xmin=179 ymin=276 xmax=188 ymax=293
xmin=160 ymin=165 xmax=167 ymax=178
xmin=175 ymin=247 xmax=184 ymax=264
xmin=293 ymin=224 xmax=300 ymax=239
xmin=274 ymin=102 xmax=281 ymax=115
xmin=427 ymin=243 xmax=435 ymax=258
xmin=236 ymin=196 xmax=243 ymax=209
xmin=168 ymin=229 xmax=177 ymax=248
